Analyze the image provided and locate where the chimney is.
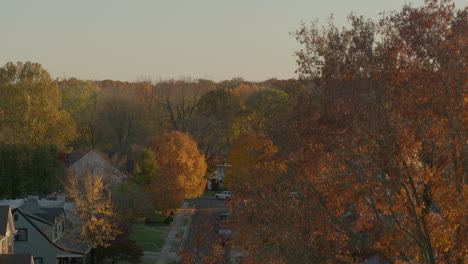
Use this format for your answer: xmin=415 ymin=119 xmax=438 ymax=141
xmin=56 ymin=195 xmax=65 ymax=202
xmin=27 ymin=195 xmax=39 ymax=202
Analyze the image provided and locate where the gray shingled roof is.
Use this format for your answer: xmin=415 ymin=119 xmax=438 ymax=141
xmin=18 ymin=199 xmax=63 ymax=225
xmin=16 ymin=199 xmax=86 ymax=254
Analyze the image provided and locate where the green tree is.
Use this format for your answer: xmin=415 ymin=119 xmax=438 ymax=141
xmin=59 ymin=79 xmax=102 ymax=150
xmin=0 ymin=144 xmax=65 ymax=199
xmin=243 ymin=88 xmax=289 ymax=134
xmin=132 ymin=149 xmax=158 ymax=188
xmin=189 ymin=88 xmax=241 ymax=162
xmin=112 ymin=182 xmax=151 ymax=224
xmin=0 ymin=62 xmax=76 ymax=148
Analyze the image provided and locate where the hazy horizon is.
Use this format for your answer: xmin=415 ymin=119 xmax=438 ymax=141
xmin=2 ymin=0 xmax=466 ymax=82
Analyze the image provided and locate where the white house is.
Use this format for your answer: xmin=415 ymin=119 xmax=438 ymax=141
xmin=215 ymin=164 xmax=232 ymax=184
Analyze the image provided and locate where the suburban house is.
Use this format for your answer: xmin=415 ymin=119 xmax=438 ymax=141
xmin=0 ymin=205 xmax=15 ymax=254
xmin=206 ymin=164 xmax=232 ymax=190
xmin=68 ymin=150 xmax=126 ymax=188
xmin=215 ymin=164 xmax=231 ymax=187
xmin=0 ymin=197 xmax=88 ymax=264
xmin=0 ymin=205 xmax=34 ymax=264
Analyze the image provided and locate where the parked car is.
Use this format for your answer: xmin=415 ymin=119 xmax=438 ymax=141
xmin=219 ymin=212 xmax=231 ymax=221
xmin=218 ymin=229 xmax=231 ymax=247
xmin=215 ymin=191 xmax=232 ymax=200
xmin=218 ymin=229 xmax=232 ymax=236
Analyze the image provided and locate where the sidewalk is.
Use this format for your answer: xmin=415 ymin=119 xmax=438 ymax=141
xmin=156 ymin=201 xmax=194 ymax=264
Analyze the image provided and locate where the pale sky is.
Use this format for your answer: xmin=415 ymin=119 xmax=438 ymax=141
xmin=1 ymin=0 xmax=466 ymax=82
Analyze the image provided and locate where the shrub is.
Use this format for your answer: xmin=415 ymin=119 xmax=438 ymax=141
xmin=145 ymin=215 xmax=166 ymax=224
xmin=164 ymin=216 xmax=174 ymax=225
xmin=211 ymin=179 xmax=219 ymax=191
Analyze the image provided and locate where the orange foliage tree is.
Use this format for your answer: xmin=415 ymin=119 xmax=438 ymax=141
xmin=224 ymin=133 xmax=292 ymax=263
xmin=288 ymin=0 xmax=467 ymax=263
xmin=148 ymin=131 xmax=207 ymax=211
xmin=211 ymin=1 xmax=466 ymax=264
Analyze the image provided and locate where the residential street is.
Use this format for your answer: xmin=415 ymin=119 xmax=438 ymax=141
xmin=144 ymin=197 xmax=228 ymax=264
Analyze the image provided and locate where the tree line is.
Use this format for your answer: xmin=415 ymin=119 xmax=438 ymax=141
xmin=0 ymin=60 xmax=296 ymax=198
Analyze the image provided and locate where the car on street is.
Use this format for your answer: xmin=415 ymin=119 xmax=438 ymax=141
xmin=214 ymin=191 xmax=232 ymax=200
xmin=218 ymin=229 xmax=231 ymax=247
xmin=219 ymin=212 xmax=231 ymax=220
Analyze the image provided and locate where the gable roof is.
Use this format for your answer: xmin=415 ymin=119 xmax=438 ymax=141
xmin=17 ymin=199 xmax=63 ymax=225
xmin=13 ymin=206 xmax=86 ymax=255
xmin=0 ymin=254 xmax=33 ymax=264
xmin=68 ymin=150 xmax=126 ymax=187
xmin=0 ymin=197 xmax=87 ymax=254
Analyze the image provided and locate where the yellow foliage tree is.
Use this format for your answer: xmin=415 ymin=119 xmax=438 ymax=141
xmin=225 ymin=132 xmax=286 ymax=188
xmin=149 ymin=131 xmax=207 ymax=210
xmin=65 ymin=171 xmax=117 ymax=250
xmin=0 ymin=62 xmax=76 ymax=149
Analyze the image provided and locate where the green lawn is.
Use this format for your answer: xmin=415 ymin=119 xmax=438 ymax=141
xmin=203 ymin=190 xmax=218 ymax=197
xmin=130 ymin=222 xmax=171 ymax=251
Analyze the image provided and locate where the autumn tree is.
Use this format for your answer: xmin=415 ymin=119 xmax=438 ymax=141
xmin=148 ymin=131 xmax=207 ymax=211
xmin=220 ymin=1 xmax=466 ymax=264
xmin=97 ymin=86 xmax=150 ymax=155
xmin=65 ymin=171 xmax=118 ymax=262
xmin=59 ymin=79 xmax=102 ymax=150
xmin=286 ymin=0 xmax=467 ymax=263
xmin=263 ymin=79 xmax=310 ymax=157
xmin=0 ymin=62 xmax=76 ymax=148
xmin=189 ymin=88 xmax=242 ymax=162
xmin=224 ymin=133 xmax=292 ymax=261
xmin=155 ymin=78 xmax=215 ymax=132
xmin=225 ymin=132 xmax=286 ymax=187
xmin=231 ymin=82 xmax=262 ymax=107
xmin=110 ymin=149 xmax=159 ymax=223
xmin=242 ymin=88 xmax=289 ymax=134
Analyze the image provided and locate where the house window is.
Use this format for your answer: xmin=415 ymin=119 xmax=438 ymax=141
xmin=33 ymin=257 xmax=43 ymax=264
xmin=15 ymin=228 xmax=27 ymax=241
xmin=14 ymin=214 xmax=18 ymax=221
xmin=57 ymin=258 xmax=67 ymax=264
xmin=56 ymin=220 xmax=63 ymax=237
